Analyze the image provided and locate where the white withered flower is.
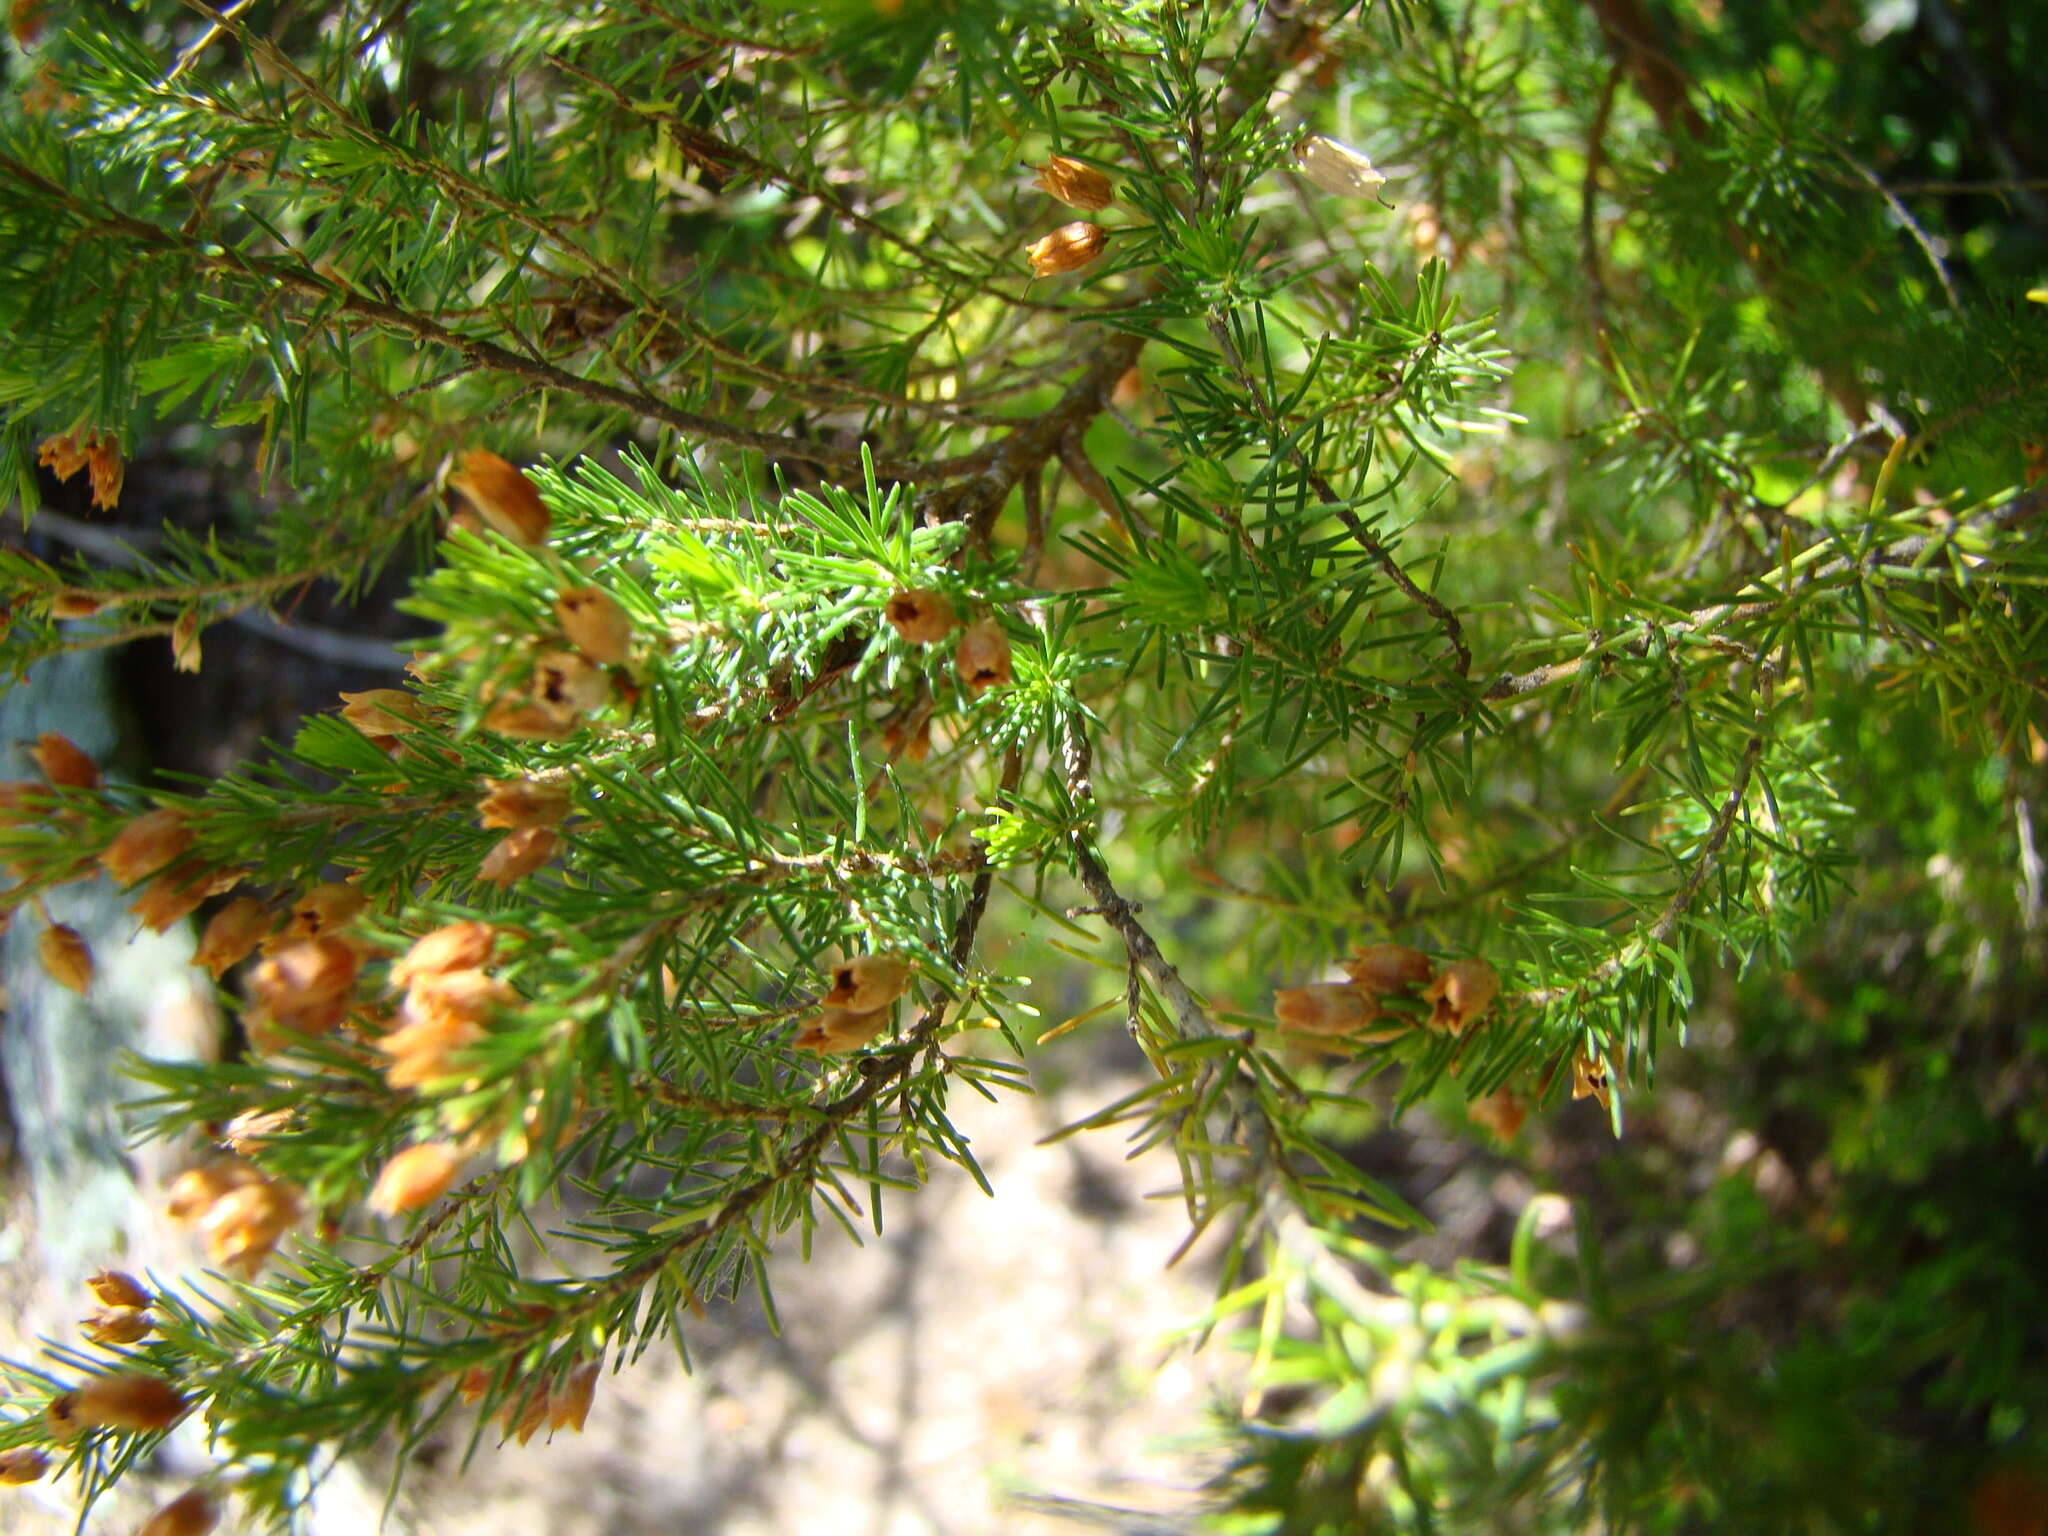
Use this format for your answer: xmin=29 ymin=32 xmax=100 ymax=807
xmin=1294 ymin=135 xmax=1388 ymax=200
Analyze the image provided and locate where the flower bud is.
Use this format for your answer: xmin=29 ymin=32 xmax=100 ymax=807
xmin=32 ymin=731 xmax=100 ymax=789
xmin=478 ymin=776 xmax=571 ymax=829
xmin=392 ymin=921 xmax=497 ymax=989
xmin=195 ymin=896 xmax=271 ymax=977
xmin=1342 ymin=943 xmax=1434 ymax=994
xmin=99 ymin=808 xmax=195 ymax=885
xmin=884 ymin=589 xmax=957 ymax=645
xmin=821 ymin=953 xmax=913 ymax=1012
xmin=1034 ymin=154 xmax=1114 ymax=211
xmin=69 ymin=1371 xmax=187 ymax=1432
xmin=339 ymin=688 xmax=425 ymax=737
xmin=38 ymin=923 xmax=94 ymax=995
xmin=369 ymin=1141 xmax=464 ymax=1215
xmin=448 ymin=449 xmax=550 ymax=545
xmin=83 ymin=1307 xmax=153 ymax=1345
xmin=0 ymin=1448 xmax=50 ymax=1484
xmin=87 ymin=1268 xmax=151 ymax=1309
xmin=1421 ymin=957 xmax=1499 ymax=1035
xmin=792 ymin=1006 xmax=892 ymax=1054
xmin=137 ymin=1487 xmax=220 ymax=1536
xmin=955 ymin=619 xmax=1014 ymax=694
xmin=555 ymin=587 xmax=634 ymax=665
xmin=1294 ymin=135 xmax=1387 ymax=199
xmin=479 ymin=827 xmax=559 ymax=887
xmin=1026 ymin=221 xmax=1108 ymax=277
xmin=1273 ymin=982 xmax=1377 ymax=1036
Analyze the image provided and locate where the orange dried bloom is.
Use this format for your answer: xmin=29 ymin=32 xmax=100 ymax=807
xmin=36 ymin=430 xmax=123 ymax=509
xmin=1111 ymin=366 xmax=1145 ymax=408
xmin=1273 ymin=982 xmax=1378 ymax=1036
xmin=1421 ymin=957 xmax=1499 ymax=1035
xmin=171 ymin=611 xmax=203 ymax=673
xmin=821 ymin=953 xmax=913 ymax=1013
xmin=481 ymin=699 xmax=576 ymax=741
xmin=198 ymin=1177 xmax=302 ymax=1276
xmin=1466 ymin=1086 xmax=1527 ymax=1141
xmin=32 ymin=731 xmax=100 ymax=789
xmin=138 ymin=1488 xmax=220 ymax=1536
xmin=70 ymin=1371 xmax=187 ymax=1432
xmin=555 ymin=586 xmax=634 ymax=665
xmin=1343 ymin=943 xmax=1434 ymax=994
xmin=50 ymin=591 xmax=107 ymax=619
xmin=9 ymin=0 xmax=49 ymax=48
xmin=166 ymin=1161 xmax=261 ymax=1223
xmin=283 ymin=882 xmax=367 ymax=942
xmin=246 ymin=936 xmax=360 ymax=1045
xmin=448 ymin=449 xmax=550 ymax=545
xmin=1034 ymin=154 xmax=1114 ymax=211
xmin=1026 ymin=221 xmax=1108 ymax=277
xmin=401 ymin=967 xmax=515 ymax=1031
xmin=0 ymin=1447 xmax=49 ymax=1484
xmin=955 ymin=619 xmax=1014 ymax=694
xmin=547 ymin=1362 xmax=600 ymax=1435
xmin=131 ymin=859 xmax=235 ymax=934
xmin=221 ymin=1107 xmax=294 ymax=1153
xmin=38 ymin=923 xmax=94 ymax=995
xmin=88 ymin=1269 xmax=151 ymax=1309
xmin=391 ymin=921 xmax=497 ymax=989
xmin=339 ymin=688 xmax=424 ymax=736
xmin=884 ymin=589 xmax=957 ymax=645
xmin=530 ymin=650 xmax=610 ymax=722
xmin=458 ymin=1366 xmax=494 ymax=1404
xmin=479 ymin=827 xmax=559 ymax=887
xmin=45 ymin=1392 xmax=82 ymax=1440
xmin=1571 ymin=1052 xmax=1611 ymax=1110
xmin=792 ymin=1006 xmax=892 ymax=1054
xmin=500 ymin=1384 xmax=551 ymax=1446
xmin=369 ymin=1141 xmax=464 ymax=1215
xmin=82 ymin=1306 xmax=153 ymax=1346
xmin=478 ymin=776 xmax=570 ymax=829
xmin=195 ymin=896 xmax=271 ymax=977
xmin=99 ymin=808 xmax=195 ymax=884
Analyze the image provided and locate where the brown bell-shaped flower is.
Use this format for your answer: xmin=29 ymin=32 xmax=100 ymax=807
xmin=99 ymin=808 xmax=195 ymax=885
xmin=82 ymin=1306 xmax=153 ymax=1346
xmin=137 ymin=1488 xmax=220 ymax=1536
xmin=68 ymin=1371 xmax=187 ymax=1432
xmin=955 ymin=619 xmax=1014 ymax=694
xmin=1571 ymin=1052 xmax=1612 ymax=1110
xmin=1272 ymin=982 xmax=1378 ymax=1036
xmin=1342 ymin=943 xmax=1434 ymax=994
xmin=479 ymin=827 xmax=559 ymax=887
xmin=339 ymin=688 xmax=425 ymax=737
xmin=195 ymin=896 xmax=272 ymax=977
xmin=246 ymin=936 xmax=360 ymax=1046
xmin=39 ymin=922 xmax=95 ymax=995
xmin=1465 ymin=1086 xmax=1527 ymax=1141
xmin=369 ymin=1141 xmax=464 ymax=1215
xmin=448 ymin=449 xmax=550 ymax=545
xmin=792 ymin=1006 xmax=892 ymax=1054
xmin=1421 ymin=957 xmax=1499 ymax=1035
xmin=884 ymin=589 xmax=957 ymax=645
xmin=1034 ymin=155 xmax=1114 ymax=211
xmin=31 ymin=731 xmax=100 ymax=789
xmin=0 ymin=1447 xmax=49 ymax=1484
xmin=391 ymin=921 xmax=497 ymax=989
xmin=555 ymin=586 xmax=634 ymax=665
xmin=821 ymin=953 xmax=913 ymax=1012
xmin=478 ymin=776 xmax=571 ymax=829
xmin=198 ymin=1177 xmax=303 ymax=1276
xmin=1025 ymin=221 xmax=1108 ymax=277
xmin=87 ymin=1268 xmax=151 ymax=1310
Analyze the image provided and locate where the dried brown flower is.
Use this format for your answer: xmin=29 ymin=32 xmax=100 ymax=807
xmin=197 ymin=1177 xmax=302 ymax=1276
xmin=481 ymin=700 xmax=577 ymax=741
xmin=479 ymin=827 xmax=559 ymax=887
xmin=37 ymin=430 xmax=123 ymax=509
xmin=69 ymin=1371 xmax=187 ymax=1432
xmin=1111 ymin=366 xmax=1145 ymax=407
xmin=83 ymin=1306 xmax=153 ymax=1346
xmin=1342 ymin=943 xmax=1434 ymax=994
xmin=222 ymin=1107 xmax=294 ymax=1153
xmin=1025 ymin=221 xmax=1108 ymax=277
xmin=530 ymin=650 xmax=610 ymax=723
xmin=1034 ymin=154 xmax=1114 ymax=211
xmin=0 ymin=1447 xmax=49 ymax=1484
xmin=369 ymin=1141 xmax=464 ymax=1215
xmin=392 ymin=921 xmax=497 ymax=989
xmin=1571 ymin=1052 xmax=1612 ymax=1110
xmin=130 ymin=859 xmax=236 ymax=934
xmin=50 ymin=591 xmax=107 ymax=619
xmin=100 ymin=808 xmax=194 ymax=884
xmin=282 ymin=882 xmax=367 ymax=942
xmin=1421 ymin=957 xmax=1499 ymax=1035
xmin=246 ymin=936 xmax=360 ymax=1046
xmin=478 ymin=776 xmax=571 ymax=829
xmin=1273 ymin=982 xmax=1378 ymax=1036
xmin=138 ymin=1488 xmax=220 ymax=1536
xmin=171 ymin=611 xmax=203 ymax=673
xmin=821 ymin=953 xmax=913 ymax=1012
xmin=547 ymin=1362 xmax=601 ymax=1435
xmin=39 ymin=923 xmax=94 ymax=995
xmin=792 ymin=1006 xmax=892 ymax=1054
xmin=339 ymin=688 xmax=425 ymax=737
xmin=87 ymin=1269 xmax=150 ymax=1310
xmin=165 ymin=1161 xmax=261 ymax=1223
xmin=555 ymin=586 xmax=634 ymax=665
xmin=1465 ymin=1086 xmax=1527 ymax=1141
xmin=1294 ymin=135 xmax=1387 ymax=199
xmin=448 ymin=449 xmax=550 ymax=545
xmin=195 ymin=896 xmax=271 ymax=977
xmin=884 ymin=589 xmax=957 ymax=645
xmin=955 ymin=619 xmax=1014 ymax=694
xmin=32 ymin=731 xmax=100 ymax=789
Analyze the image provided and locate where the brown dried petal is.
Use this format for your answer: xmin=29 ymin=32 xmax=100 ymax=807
xmin=339 ymin=688 xmax=425 ymax=737
xmin=449 ymin=449 xmax=550 ymax=545
xmin=479 ymin=827 xmax=559 ymax=887
xmin=478 ymin=776 xmax=571 ymax=829
xmin=130 ymin=859 xmax=233 ymax=934
xmin=391 ymin=921 xmax=497 ymax=989
xmin=165 ymin=1161 xmax=261 ymax=1223
xmin=954 ymin=619 xmax=1014 ymax=694
xmin=199 ymin=1179 xmax=302 ymax=1276
xmin=821 ymin=953 xmax=913 ymax=1012
xmin=1421 ymin=957 xmax=1499 ymax=1035
xmin=70 ymin=1371 xmax=187 ymax=1432
xmin=369 ymin=1141 xmax=464 ymax=1216
xmin=1571 ymin=1053 xmax=1612 ymax=1109
xmin=195 ymin=896 xmax=271 ymax=977
xmin=1272 ymin=982 xmax=1378 ymax=1036
xmin=100 ymin=808 xmax=195 ymax=885
xmin=1343 ymin=943 xmax=1435 ymax=994
xmin=38 ymin=923 xmax=94 ymax=994
xmin=1465 ymin=1087 xmax=1527 ymax=1141
xmin=531 ymin=650 xmax=610 ymax=721
xmin=87 ymin=1268 xmax=151 ymax=1310
xmin=482 ymin=700 xmax=576 ymax=741
xmin=792 ymin=1006 xmax=892 ymax=1055
xmin=555 ymin=586 xmax=634 ymax=665
xmin=83 ymin=1306 xmax=153 ymax=1345
xmin=547 ymin=1362 xmax=601 ymax=1435
xmin=284 ymin=882 xmax=367 ymax=941
xmin=0 ymin=1447 xmax=49 ymax=1484
xmin=171 ymin=611 xmax=203 ymax=673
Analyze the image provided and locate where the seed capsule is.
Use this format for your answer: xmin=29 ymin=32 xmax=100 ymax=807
xmin=555 ymin=586 xmax=634 ymax=665
xmin=369 ymin=1142 xmax=465 ymax=1216
xmin=448 ymin=449 xmax=550 ymax=545
xmin=38 ymin=923 xmax=94 ymax=995
xmin=1033 ymin=154 xmax=1114 ymax=211
xmin=1025 ymin=221 xmax=1108 ymax=277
